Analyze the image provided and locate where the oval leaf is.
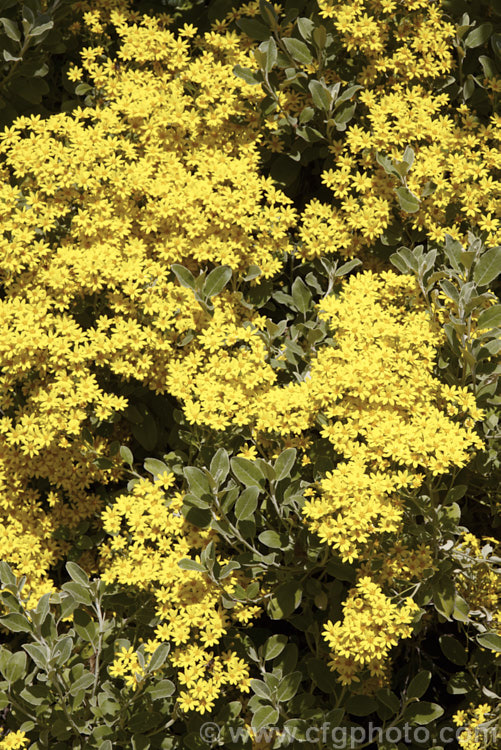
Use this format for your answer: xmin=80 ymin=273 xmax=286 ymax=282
xmin=283 ymin=37 xmax=313 ymax=65
xmin=407 ymin=670 xmax=432 ymax=700
xmin=235 ymin=486 xmax=260 ymax=520
xmin=473 ymin=247 xmax=501 ymax=286
xmin=274 ymin=448 xmax=297 ymax=481
xmin=395 ymin=186 xmax=420 ymax=213
xmin=231 ymin=457 xmax=265 ymax=487
xmin=477 ymin=304 xmax=501 ymax=330
xmin=404 ymin=702 xmax=444 ymax=725
xmin=204 ymin=266 xmax=232 ymax=298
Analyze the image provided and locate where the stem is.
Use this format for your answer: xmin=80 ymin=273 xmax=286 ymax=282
xmin=91 ymin=595 xmax=105 ymax=700
xmin=0 ymin=35 xmax=32 ymax=93
xmin=51 ymin=672 xmax=83 ymax=746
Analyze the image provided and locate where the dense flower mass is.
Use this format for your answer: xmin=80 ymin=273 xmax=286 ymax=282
xmin=323 ymin=577 xmax=419 ymax=684
xmin=0 ymin=14 xmax=295 ymax=602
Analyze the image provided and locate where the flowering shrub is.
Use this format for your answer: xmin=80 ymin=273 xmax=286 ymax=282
xmin=0 ymin=2 xmax=499 ymax=749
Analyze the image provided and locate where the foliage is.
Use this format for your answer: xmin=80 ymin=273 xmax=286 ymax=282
xmin=0 ymin=2 xmax=499 ymax=750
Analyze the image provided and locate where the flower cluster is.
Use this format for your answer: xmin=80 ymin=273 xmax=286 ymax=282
xmin=172 ymin=646 xmax=250 ymax=713
xmin=453 ymin=704 xmax=496 ymax=750
xmin=101 ymin=474 xmax=258 ymax=710
xmin=323 ymin=576 xmax=419 ymax=685
xmin=0 ymin=13 xmax=295 ymax=601
xmin=109 ymin=645 xmax=148 ymax=691
xmin=0 ymin=732 xmax=28 ymax=750
xmin=455 ymin=534 xmax=501 ymax=637
xmin=171 ymin=271 xmax=483 ymax=562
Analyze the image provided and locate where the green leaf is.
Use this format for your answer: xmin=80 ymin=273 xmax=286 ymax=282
xmin=390 ymin=251 xmax=412 ymax=274
xmin=177 ymin=558 xmax=205 ymax=572
xmin=30 ymin=20 xmax=54 ymax=37
xmin=439 ymin=635 xmax=468 ymax=665
xmin=334 ymin=103 xmax=356 ymax=127
xmin=233 ymin=65 xmax=260 ymax=85
xmin=477 ymin=632 xmax=501 ymax=652
xmin=270 ymin=155 xmax=301 ymax=186
xmin=0 ymin=17 xmax=20 ymax=41
xmin=250 ymin=678 xmax=271 ymax=699
xmin=274 ymin=448 xmax=296 ymax=481
xmin=257 ymin=37 xmax=277 ymax=71
xmin=260 ymin=0 xmax=278 ymax=28
xmin=252 ymin=705 xmax=279 ymax=732
xmin=267 ymin=581 xmax=302 ymax=619
xmin=375 ymin=688 xmax=400 ymax=715
xmin=452 ymin=594 xmax=470 ymax=623
xmin=336 ymin=258 xmax=362 ymax=276
xmin=144 ymin=458 xmax=170 ymax=477
xmin=231 ymin=457 xmax=265 ymax=487
xmin=23 ymin=643 xmax=48 ymax=670
xmin=306 ymin=657 xmax=336 ymax=693
xmin=0 ymin=561 xmax=16 ymax=586
xmin=120 ymin=445 xmax=133 ymax=465
xmin=282 ymin=37 xmax=313 ymax=65
xmin=473 ymin=246 xmax=501 ymax=286
xmin=402 ymin=145 xmax=415 ymax=167
xmin=181 ymin=503 xmax=211 ymax=528
xmin=204 ymin=266 xmax=232 ymax=298
xmin=3 ymin=50 xmax=21 ymax=61
xmin=75 ymin=83 xmax=92 ymax=96
xmin=148 ymin=642 xmax=170 ymax=672
xmin=336 ymin=84 xmax=362 ymax=105
xmin=325 ymin=558 xmax=356 ymax=582
xmin=19 ymin=685 xmax=49 ymax=705
xmin=465 ymin=23 xmax=493 ymax=48
xmin=477 ymin=304 xmax=501 ymax=329
xmin=70 ymin=672 xmax=94 ymax=696
xmin=66 ymin=562 xmax=89 ymax=587
xmin=0 ymin=613 xmax=33 ymax=633
xmin=433 ymin=576 xmax=455 ymax=619
xmin=276 ymin=671 xmax=302 ymax=701
xmin=479 ymin=54 xmax=497 ymax=78
xmin=296 ymin=17 xmax=314 ymax=41
xmin=55 ymin=636 xmax=73 ymax=666
xmin=258 ymin=530 xmax=282 ymax=548
xmin=236 ymin=17 xmax=271 ymax=41
xmin=309 ymin=80 xmax=332 ymax=111
xmin=184 ymin=466 xmax=212 ymax=498
xmin=346 ymin=694 xmax=378 ymax=716
xmin=73 ymin=609 xmax=98 ymax=646
xmin=311 ymin=25 xmax=327 ymax=51
xmin=407 ymin=670 xmax=432 ymax=700
xmin=182 ymin=493 xmax=210 ymax=510
xmin=219 ymin=561 xmax=240 ymax=579
xmin=147 ymin=679 xmax=175 ymax=700
xmin=299 ymin=106 xmax=314 ymax=124
xmin=243 ymin=264 xmax=261 ymax=281
xmin=292 ymin=276 xmax=312 ymax=314
xmin=210 ymin=448 xmax=230 ymax=484
xmin=36 ymin=592 xmax=51 ymax=622
xmin=395 ymin=186 xmax=420 ymax=213
xmin=61 ymin=582 xmax=92 ymax=606
xmin=3 ymin=651 xmax=26 ymax=684
xmin=403 ymin=702 xmax=444 ymax=725
xmin=263 ymin=634 xmax=288 ymax=660
xmin=171 ymin=263 xmax=196 ymax=289
xmin=235 ymin=486 xmax=260 ymax=520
